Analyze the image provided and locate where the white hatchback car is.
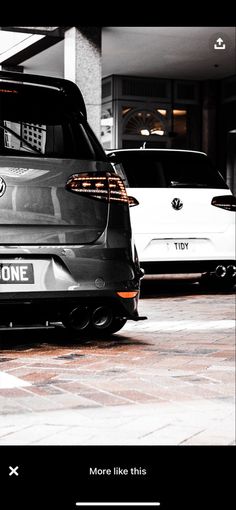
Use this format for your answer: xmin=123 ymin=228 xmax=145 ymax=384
xmin=107 ymin=149 xmax=236 ymax=289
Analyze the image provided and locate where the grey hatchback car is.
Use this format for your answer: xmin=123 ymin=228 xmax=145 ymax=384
xmin=0 ymin=71 xmax=144 ymax=335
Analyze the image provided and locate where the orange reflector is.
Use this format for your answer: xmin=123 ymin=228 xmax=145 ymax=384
xmin=116 ymin=291 xmax=139 ymax=298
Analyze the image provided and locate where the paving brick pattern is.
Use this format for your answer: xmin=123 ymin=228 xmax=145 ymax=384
xmin=0 ymin=283 xmax=235 ymax=445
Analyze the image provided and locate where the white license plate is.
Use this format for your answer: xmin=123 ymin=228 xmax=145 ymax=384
xmin=157 ymin=240 xmax=193 ymax=253
xmin=0 ymin=263 xmax=34 ymax=284
xmin=172 ymin=241 xmax=189 ymax=250
xmin=143 ymin=238 xmax=212 ymax=258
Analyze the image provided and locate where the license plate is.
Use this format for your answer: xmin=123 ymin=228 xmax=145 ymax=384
xmin=173 ymin=241 xmax=189 ymax=250
xmin=0 ymin=263 xmax=34 ymax=284
xmin=144 ymin=238 xmax=211 ymax=258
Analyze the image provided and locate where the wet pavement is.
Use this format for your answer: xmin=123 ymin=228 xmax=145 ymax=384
xmin=0 ymin=280 xmax=235 ymax=445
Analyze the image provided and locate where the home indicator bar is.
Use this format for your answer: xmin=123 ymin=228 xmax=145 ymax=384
xmin=75 ymin=503 xmax=161 ymax=507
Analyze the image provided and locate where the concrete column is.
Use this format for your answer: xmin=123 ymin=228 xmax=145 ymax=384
xmin=64 ymin=27 xmax=102 ymax=139
xmin=202 ymin=81 xmax=218 ymax=165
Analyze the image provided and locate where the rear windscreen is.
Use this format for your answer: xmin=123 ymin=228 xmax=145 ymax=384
xmin=110 ymin=151 xmax=228 ymax=189
xmin=0 ymin=82 xmax=104 ymax=160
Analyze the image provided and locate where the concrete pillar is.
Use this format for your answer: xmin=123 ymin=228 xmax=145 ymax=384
xmin=64 ymin=27 xmax=102 ymax=139
xmin=202 ymin=81 xmax=218 ymax=165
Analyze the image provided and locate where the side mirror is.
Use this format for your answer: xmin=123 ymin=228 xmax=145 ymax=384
xmin=128 ymin=196 xmax=139 ymax=207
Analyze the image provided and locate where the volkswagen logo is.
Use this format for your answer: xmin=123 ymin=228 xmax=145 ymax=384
xmin=171 ymin=197 xmax=183 ymax=210
xmin=0 ymin=176 xmax=6 ymax=197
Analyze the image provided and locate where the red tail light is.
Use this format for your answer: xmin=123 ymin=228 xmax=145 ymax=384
xmin=211 ymin=195 xmax=236 ymax=211
xmin=66 ymin=172 xmax=138 ymax=206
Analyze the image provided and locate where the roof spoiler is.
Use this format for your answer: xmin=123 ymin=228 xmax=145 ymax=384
xmin=0 ymin=69 xmax=87 ymax=119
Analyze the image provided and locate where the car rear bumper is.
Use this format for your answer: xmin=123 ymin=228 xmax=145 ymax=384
xmin=0 ymin=289 xmax=146 ymax=326
xmin=141 ymin=259 xmax=236 ymax=276
xmin=0 ymin=244 xmax=144 ymax=325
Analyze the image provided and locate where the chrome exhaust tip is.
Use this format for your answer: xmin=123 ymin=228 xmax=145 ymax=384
xmin=67 ymin=306 xmax=90 ymax=331
xmin=91 ymin=306 xmax=113 ymax=330
xmin=215 ymin=265 xmax=227 ymax=278
xmin=226 ymin=265 xmax=236 ymax=278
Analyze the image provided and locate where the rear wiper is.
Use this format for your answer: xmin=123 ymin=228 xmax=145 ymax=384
xmin=0 ymin=124 xmax=42 ymax=155
xmin=170 ymin=181 xmax=208 ymax=188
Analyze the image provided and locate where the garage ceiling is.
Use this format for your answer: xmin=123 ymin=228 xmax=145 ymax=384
xmin=102 ymin=26 xmax=236 ymax=80
xmin=0 ymin=26 xmax=235 ymax=80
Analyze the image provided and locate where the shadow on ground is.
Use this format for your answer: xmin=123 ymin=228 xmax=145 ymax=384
xmin=140 ymin=277 xmax=236 ymax=298
xmin=0 ymin=279 xmax=234 ymax=350
xmin=0 ymin=324 xmax=146 ymax=351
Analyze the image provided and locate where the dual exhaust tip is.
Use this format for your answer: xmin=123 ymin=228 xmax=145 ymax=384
xmin=66 ymin=265 xmax=236 ymax=330
xmin=66 ymin=305 xmax=113 ymax=331
xmin=214 ymin=264 xmax=236 ymax=279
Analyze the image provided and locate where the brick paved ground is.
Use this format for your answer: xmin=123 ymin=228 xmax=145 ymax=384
xmin=0 ymin=281 xmax=235 ymax=445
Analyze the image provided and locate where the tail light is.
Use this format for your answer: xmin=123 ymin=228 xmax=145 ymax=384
xmin=66 ymin=172 xmax=138 ymax=206
xmin=211 ymin=195 xmax=236 ymax=211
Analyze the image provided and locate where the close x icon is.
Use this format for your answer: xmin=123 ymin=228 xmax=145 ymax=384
xmin=8 ymin=466 xmax=19 ymax=477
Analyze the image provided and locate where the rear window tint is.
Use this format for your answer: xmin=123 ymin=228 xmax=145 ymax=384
xmin=110 ymin=151 xmax=228 ymax=189
xmin=0 ymin=82 xmax=104 ymax=160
